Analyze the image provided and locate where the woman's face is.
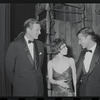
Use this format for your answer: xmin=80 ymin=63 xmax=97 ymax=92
xmin=59 ymin=43 xmax=68 ymax=55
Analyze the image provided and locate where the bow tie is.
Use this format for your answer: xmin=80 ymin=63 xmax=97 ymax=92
xmin=28 ymin=40 xmax=34 ymax=43
xmin=84 ymin=49 xmax=92 ymax=53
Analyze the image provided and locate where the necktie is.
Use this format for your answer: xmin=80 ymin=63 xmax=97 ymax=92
xmin=28 ymin=40 xmax=39 ymax=70
xmin=80 ymin=49 xmax=92 ymax=75
xmin=28 ymin=40 xmax=34 ymax=43
xmin=84 ymin=49 xmax=92 ymax=53
xmin=82 ymin=48 xmax=92 ymax=64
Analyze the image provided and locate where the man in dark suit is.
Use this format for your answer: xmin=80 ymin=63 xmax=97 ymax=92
xmin=76 ymin=27 xmax=100 ymax=96
xmin=5 ymin=18 xmax=44 ymax=96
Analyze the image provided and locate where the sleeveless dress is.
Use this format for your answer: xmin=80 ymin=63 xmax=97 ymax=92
xmin=51 ymin=67 xmax=75 ymax=97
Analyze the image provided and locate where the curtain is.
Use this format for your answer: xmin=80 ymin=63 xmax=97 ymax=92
xmin=0 ymin=3 xmax=11 ymax=96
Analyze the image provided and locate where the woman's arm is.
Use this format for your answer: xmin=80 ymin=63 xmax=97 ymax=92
xmin=47 ymin=60 xmax=69 ymax=88
xmin=47 ymin=61 xmax=58 ymax=85
xmin=70 ymin=58 xmax=76 ymax=96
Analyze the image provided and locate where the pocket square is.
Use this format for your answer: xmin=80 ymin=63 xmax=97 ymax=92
xmin=39 ymin=52 xmax=42 ymax=55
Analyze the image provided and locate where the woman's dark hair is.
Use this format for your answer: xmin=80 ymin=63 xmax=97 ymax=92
xmin=50 ymin=38 xmax=65 ymax=54
xmin=76 ymin=27 xmax=97 ymax=42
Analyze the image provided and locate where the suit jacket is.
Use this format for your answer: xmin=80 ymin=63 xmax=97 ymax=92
xmin=5 ymin=33 xmax=44 ymax=96
xmin=76 ymin=45 xmax=100 ymax=96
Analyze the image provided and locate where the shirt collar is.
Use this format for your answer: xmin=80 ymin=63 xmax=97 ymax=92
xmin=89 ymin=42 xmax=97 ymax=53
xmin=24 ymin=35 xmax=30 ymax=44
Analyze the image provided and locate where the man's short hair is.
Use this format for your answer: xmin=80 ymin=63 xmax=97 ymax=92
xmin=24 ymin=18 xmax=39 ymax=32
xmin=76 ymin=27 xmax=97 ymax=42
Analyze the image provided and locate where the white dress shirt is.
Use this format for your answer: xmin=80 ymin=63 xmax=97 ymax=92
xmin=83 ymin=43 xmax=97 ymax=72
xmin=24 ymin=35 xmax=34 ymax=60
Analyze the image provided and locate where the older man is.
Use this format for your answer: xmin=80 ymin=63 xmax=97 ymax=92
xmin=6 ymin=18 xmax=44 ymax=96
xmin=76 ymin=27 xmax=100 ymax=96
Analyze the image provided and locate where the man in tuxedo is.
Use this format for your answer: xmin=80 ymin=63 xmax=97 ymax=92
xmin=5 ymin=18 xmax=44 ymax=96
xmin=76 ymin=27 xmax=100 ymax=96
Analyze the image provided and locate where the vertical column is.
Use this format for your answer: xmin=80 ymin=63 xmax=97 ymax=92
xmin=92 ymin=4 xmax=96 ymax=30
xmin=35 ymin=4 xmax=39 ymax=20
xmin=82 ymin=4 xmax=86 ymax=27
xmin=45 ymin=3 xmax=51 ymax=96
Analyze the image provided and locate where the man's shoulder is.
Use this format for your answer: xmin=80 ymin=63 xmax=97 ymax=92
xmin=96 ymin=44 xmax=100 ymax=50
xmin=8 ymin=40 xmax=19 ymax=49
xmin=9 ymin=35 xmax=24 ymax=47
xmin=97 ymin=44 xmax=100 ymax=47
xmin=35 ymin=39 xmax=43 ymax=45
xmin=12 ymin=38 xmax=22 ymax=45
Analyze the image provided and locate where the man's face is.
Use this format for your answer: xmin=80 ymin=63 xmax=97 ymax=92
xmin=78 ymin=32 xmax=90 ymax=49
xmin=28 ymin=23 xmax=41 ymax=40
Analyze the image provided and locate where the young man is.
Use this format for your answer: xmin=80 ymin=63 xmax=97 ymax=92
xmin=5 ymin=18 xmax=44 ymax=96
xmin=76 ymin=27 xmax=100 ymax=96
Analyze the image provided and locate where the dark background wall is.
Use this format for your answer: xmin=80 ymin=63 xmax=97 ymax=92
xmin=10 ymin=3 xmax=36 ymax=42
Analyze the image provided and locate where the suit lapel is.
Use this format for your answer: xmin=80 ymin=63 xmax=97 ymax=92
xmin=34 ymin=40 xmax=43 ymax=69
xmin=34 ymin=40 xmax=39 ymax=70
xmin=88 ymin=45 xmax=100 ymax=74
xmin=77 ymin=50 xmax=85 ymax=81
xmin=21 ymin=37 xmax=34 ymax=66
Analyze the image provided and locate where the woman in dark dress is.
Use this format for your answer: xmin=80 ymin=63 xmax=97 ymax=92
xmin=47 ymin=38 xmax=76 ymax=97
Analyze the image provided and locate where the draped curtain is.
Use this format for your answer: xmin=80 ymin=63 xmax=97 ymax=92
xmin=0 ymin=4 xmax=11 ymax=96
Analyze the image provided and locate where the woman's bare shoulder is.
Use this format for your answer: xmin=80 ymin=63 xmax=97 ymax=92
xmin=65 ymin=57 xmax=75 ymax=64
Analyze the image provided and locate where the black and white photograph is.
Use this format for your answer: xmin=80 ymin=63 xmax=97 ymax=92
xmin=0 ymin=3 xmax=100 ymax=100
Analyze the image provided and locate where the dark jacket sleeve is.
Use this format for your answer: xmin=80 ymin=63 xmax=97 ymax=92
xmin=41 ymin=42 xmax=44 ymax=66
xmin=5 ymin=42 xmax=17 ymax=85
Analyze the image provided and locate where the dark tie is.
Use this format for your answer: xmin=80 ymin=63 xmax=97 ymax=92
xmin=78 ymin=48 xmax=92 ymax=79
xmin=82 ymin=48 xmax=92 ymax=65
xmin=84 ymin=49 xmax=92 ymax=53
xmin=28 ymin=40 xmax=34 ymax=43
xmin=82 ymin=49 xmax=92 ymax=74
